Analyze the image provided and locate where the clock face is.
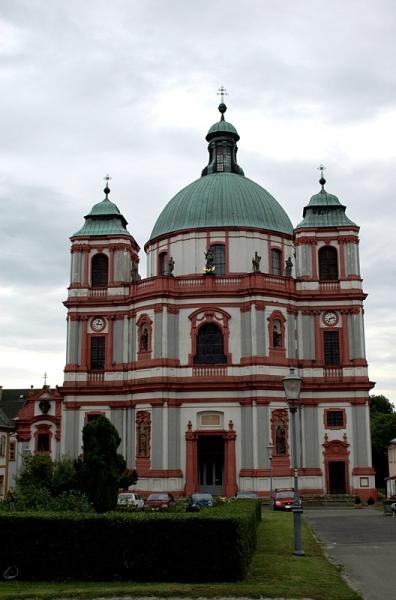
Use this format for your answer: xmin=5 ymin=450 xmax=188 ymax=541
xmin=323 ymin=311 xmax=338 ymax=326
xmin=91 ymin=317 xmax=106 ymax=332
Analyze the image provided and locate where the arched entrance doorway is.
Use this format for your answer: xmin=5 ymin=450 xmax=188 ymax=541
xmin=323 ymin=437 xmax=350 ymax=495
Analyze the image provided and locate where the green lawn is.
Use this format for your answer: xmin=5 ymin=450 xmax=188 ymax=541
xmin=0 ymin=511 xmax=361 ymax=600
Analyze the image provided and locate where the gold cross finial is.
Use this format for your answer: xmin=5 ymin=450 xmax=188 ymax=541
xmin=217 ymin=85 xmax=228 ymax=103
xmin=43 ymin=372 xmax=48 ymax=386
xmin=317 ymin=164 xmax=326 ymax=175
xmin=104 ymin=174 xmax=112 ymax=183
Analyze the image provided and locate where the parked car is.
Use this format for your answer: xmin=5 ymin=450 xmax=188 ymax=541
xmin=145 ymin=492 xmax=176 ymax=510
xmin=236 ymin=491 xmax=259 ymax=500
xmin=186 ymin=493 xmax=214 ymax=511
xmin=272 ymin=488 xmax=302 ymax=511
xmin=117 ymin=492 xmax=145 ymax=509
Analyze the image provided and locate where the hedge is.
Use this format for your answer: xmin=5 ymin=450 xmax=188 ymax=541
xmin=0 ymin=500 xmax=260 ymax=582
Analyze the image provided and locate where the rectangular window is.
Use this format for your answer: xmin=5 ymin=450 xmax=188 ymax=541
xmin=37 ymin=433 xmax=50 ymax=452
xmin=9 ymin=441 xmax=15 ymax=461
xmin=0 ymin=476 xmax=4 ymax=498
xmin=326 ymin=410 xmax=344 ymax=427
xmin=324 ymin=330 xmax=340 ymax=365
xmin=90 ymin=336 xmax=105 ymax=370
xmin=211 ymin=244 xmax=225 ymax=275
xmin=271 ymin=249 xmax=281 ymax=275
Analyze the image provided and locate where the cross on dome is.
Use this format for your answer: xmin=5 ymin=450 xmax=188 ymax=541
xmin=104 ymin=174 xmax=112 ymax=198
xmin=317 ymin=164 xmax=327 ymax=190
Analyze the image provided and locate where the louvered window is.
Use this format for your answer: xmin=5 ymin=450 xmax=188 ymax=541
xmin=319 ymin=246 xmax=338 ymax=280
xmin=91 ymin=253 xmax=108 ymax=287
xmin=90 ymin=336 xmax=105 ymax=370
xmin=324 ymin=330 xmax=340 ymax=365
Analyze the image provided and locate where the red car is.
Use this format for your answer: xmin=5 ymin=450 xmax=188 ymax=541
xmin=144 ymin=492 xmax=176 ymax=510
xmin=272 ymin=488 xmax=302 ymax=511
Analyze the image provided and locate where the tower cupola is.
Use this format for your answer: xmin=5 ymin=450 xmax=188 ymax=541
xmin=201 ymin=103 xmax=244 ymax=177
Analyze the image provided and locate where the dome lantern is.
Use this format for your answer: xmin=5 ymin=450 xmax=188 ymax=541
xmin=201 ymin=103 xmax=244 ymax=177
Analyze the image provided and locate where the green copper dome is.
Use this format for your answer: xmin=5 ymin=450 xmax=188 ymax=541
xmin=73 ymin=186 xmax=131 ymax=237
xmin=207 ymin=119 xmax=239 ymax=139
xmin=149 ymin=172 xmax=293 ymax=240
xmin=297 ymin=180 xmax=357 ymax=229
xmin=149 ymin=103 xmax=293 ymax=241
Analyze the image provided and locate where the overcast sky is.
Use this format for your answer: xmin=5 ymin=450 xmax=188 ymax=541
xmin=0 ymin=0 xmax=395 ymax=404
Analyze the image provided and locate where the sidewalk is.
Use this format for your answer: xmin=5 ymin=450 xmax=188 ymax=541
xmin=304 ymin=507 xmax=396 ymax=600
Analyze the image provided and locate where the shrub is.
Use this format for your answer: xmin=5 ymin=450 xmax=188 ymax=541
xmin=0 ymin=500 xmax=259 ymax=582
xmin=354 ymin=495 xmax=361 ymax=504
xmin=367 ymin=496 xmax=375 ymax=505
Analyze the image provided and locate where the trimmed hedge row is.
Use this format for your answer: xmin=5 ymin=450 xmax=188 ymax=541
xmin=0 ymin=500 xmax=260 ymax=582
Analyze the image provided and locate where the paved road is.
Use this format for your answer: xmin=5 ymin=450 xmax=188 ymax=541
xmin=304 ymin=508 xmax=396 ymax=600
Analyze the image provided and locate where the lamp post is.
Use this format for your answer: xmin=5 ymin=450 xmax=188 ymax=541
xmin=282 ymin=367 xmax=304 ymax=557
xmin=267 ymin=443 xmax=274 ymax=500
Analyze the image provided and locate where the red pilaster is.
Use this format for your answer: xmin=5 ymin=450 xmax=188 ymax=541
xmin=80 ymin=317 xmax=88 ymax=369
xmin=184 ymin=421 xmax=198 ymax=495
xmin=224 ymin=421 xmax=237 ymax=496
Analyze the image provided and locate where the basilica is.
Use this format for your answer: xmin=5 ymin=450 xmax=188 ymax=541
xmin=1 ymin=102 xmax=376 ymax=500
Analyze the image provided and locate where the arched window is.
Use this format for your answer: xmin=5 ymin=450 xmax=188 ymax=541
xmin=319 ymin=246 xmax=338 ymax=280
xmin=194 ymin=323 xmax=226 ymax=364
xmin=210 ymin=244 xmax=225 ymax=275
xmin=271 ymin=248 xmax=282 ymax=275
xmin=159 ymin=252 xmax=168 ymax=275
xmin=91 ymin=253 xmax=108 ymax=288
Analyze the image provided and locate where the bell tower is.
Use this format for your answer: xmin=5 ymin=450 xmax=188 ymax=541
xmin=64 ymin=177 xmax=140 ymax=384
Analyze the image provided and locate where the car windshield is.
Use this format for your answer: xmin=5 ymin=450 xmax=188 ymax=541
xmin=191 ymin=494 xmax=212 ymax=501
xmin=275 ymin=491 xmax=294 ymax=499
xmin=237 ymin=492 xmax=257 ymax=498
xmin=148 ymin=493 xmax=168 ymax=501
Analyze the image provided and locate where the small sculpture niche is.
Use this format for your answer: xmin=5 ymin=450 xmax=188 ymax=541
xmin=140 ymin=326 xmax=149 ymax=352
xmin=272 ymin=320 xmax=282 ymax=348
xmin=275 ymin=419 xmax=286 ymax=455
xmin=285 ymin=257 xmax=293 ymax=277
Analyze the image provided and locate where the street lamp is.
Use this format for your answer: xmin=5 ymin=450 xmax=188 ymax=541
xmin=267 ymin=443 xmax=274 ymax=499
xmin=282 ymin=367 xmax=304 ymax=557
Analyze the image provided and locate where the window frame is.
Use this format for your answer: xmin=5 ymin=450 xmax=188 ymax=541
xmin=323 ymin=330 xmax=340 ymax=366
xmin=324 ymin=408 xmax=346 ymax=429
xmin=194 ymin=322 xmax=227 ymax=364
xmin=90 ymin=335 xmax=106 ymax=371
xmin=318 ymin=245 xmax=339 ymax=281
xmin=270 ymin=247 xmax=282 ymax=276
xmin=91 ymin=252 xmax=109 ymax=288
xmin=210 ymin=243 xmax=226 ymax=276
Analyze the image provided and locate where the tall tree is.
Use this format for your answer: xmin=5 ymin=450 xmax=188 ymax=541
xmin=370 ymin=395 xmax=396 ymax=489
xmin=80 ymin=416 xmax=124 ymax=512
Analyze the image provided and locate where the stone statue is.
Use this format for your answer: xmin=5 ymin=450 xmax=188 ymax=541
xmin=140 ymin=327 xmax=148 ymax=352
xmin=252 ymin=251 xmax=261 ymax=273
xmin=204 ymin=248 xmax=215 ymax=273
xmin=285 ymin=257 xmax=293 ymax=277
xmin=168 ymin=256 xmax=175 ymax=275
xmin=131 ymin=262 xmax=141 ymax=282
xmin=139 ymin=422 xmax=147 ymax=456
xmin=275 ymin=420 xmax=286 ymax=455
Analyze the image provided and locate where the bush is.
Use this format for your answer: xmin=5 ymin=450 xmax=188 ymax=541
xmin=0 ymin=500 xmax=260 ymax=582
xmin=354 ymin=495 xmax=361 ymax=504
xmin=0 ymin=488 xmax=92 ymax=513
